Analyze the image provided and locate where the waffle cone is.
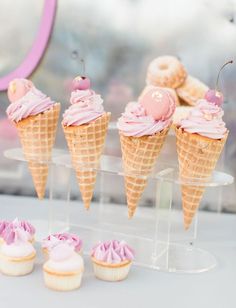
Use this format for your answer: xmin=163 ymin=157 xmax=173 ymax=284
xmin=120 ymin=126 xmax=170 ymax=218
xmin=63 ymin=113 xmax=111 ymax=209
xmin=15 ymin=104 xmax=60 ymax=199
xmin=175 ymin=126 xmax=228 ymax=229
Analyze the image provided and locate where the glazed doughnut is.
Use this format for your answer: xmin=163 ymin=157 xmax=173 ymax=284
xmin=176 ymin=75 xmax=209 ymax=106
xmin=139 ymin=85 xmax=180 ymax=106
xmin=146 ymin=56 xmax=187 ymax=89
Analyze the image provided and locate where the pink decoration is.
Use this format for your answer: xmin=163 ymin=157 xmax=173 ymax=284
xmin=42 ymin=233 xmax=83 ymax=253
xmin=117 ymin=101 xmax=171 ymax=137
xmin=91 ymin=240 xmax=134 ymax=264
xmin=8 ymin=79 xmax=33 ymax=103
xmin=205 ymin=89 xmax=224 ymax=107
xmin=139 ymin=87 xmax=176 ymax=121
xmin=72 ymin=76 xmax=91 ymax=91
xmin=0 ymin=0 xmax=57 ymax=91
xmin=180 ymin=99 xmax=227 ymax=139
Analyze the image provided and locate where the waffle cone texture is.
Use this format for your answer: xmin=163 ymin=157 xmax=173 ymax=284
xmin=119 ymin=125 xmax=170 ymax=218
xmin=175 ymin=126 xmax=228 ymax=229
xmin=15 ymin=104 xmax=60 ymax=199
xmin=63 ymin=113 xmax=111 ymax=209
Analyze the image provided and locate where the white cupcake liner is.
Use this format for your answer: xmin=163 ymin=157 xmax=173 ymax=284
xmin=43 ymin=270 xmax=83 ymax=291
xmin=92 ymin=260 xmax=131 ymax=282
xmin=0 ymin=253 xmax=35 ymax=276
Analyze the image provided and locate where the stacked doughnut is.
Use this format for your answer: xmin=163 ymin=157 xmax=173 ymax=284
xmin=143 ymin=56 xmax=209 ymax=124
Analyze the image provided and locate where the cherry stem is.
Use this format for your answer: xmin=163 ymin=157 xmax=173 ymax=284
xmin=216 ymin=60 xmax=233 ymax=91
xmin=80 ymin=59 xmax=85 ymax=76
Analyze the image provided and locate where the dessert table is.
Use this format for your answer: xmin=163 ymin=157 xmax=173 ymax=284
xmin=0 ymin=195 xmax=235 ymax=308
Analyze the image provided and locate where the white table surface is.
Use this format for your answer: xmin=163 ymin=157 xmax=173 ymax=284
xmin=0 ymin=195 xmax=235 ymax=308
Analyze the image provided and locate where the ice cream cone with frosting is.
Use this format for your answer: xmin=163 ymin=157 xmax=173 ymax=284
xmin=62 ymin=76 xmax=110 ymax=209
xmin=175 ymin=61 xmax=232 ymax=229
xmin=6 ymin=79 xmax=60 ymax=199
xmin=118 ymin=86 xmax=176 ymax=217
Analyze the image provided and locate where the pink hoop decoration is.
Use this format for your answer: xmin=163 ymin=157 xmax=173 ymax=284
xmin=0 ymin=0 xmax=57 ymax=91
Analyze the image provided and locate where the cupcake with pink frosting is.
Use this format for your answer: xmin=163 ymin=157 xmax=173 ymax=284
xmin=0 ymin=223 xmax=36 ymax=276
xmin=91 ymin=240 xmax=134 ymax=282
xmin=117 ymin=86 xmax=176 ymax=217
xmin=42 ymin=233 xmax=83 ymax=259
xmin=62 ymin=76 xmax=111 ymax=210
xmin=6 ymin=78 xmax=60 ymax=200
xmin=43 ymin=243 xmax=84 ymax=291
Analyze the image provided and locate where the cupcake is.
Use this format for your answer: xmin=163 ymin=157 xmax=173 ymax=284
xmin=0 ymin=224 xmax=36 ymax=276
xmin=42 ymin=233 xmax=83 ymax=259
xmin=62 ymin=75 xmax=111 ymax=210
xmin=6 ymin=79 xmax=60 ymax=199
xmin=43 ymin=243 xmax=84 ymax=291
xmin=91 ymin=240 xmax=134 ymax=282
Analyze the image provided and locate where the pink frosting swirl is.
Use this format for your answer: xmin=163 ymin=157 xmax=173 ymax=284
xmin=1 ymin=224 xmax=30 ymax=245
xmin=0 ymin=221 xmax=9 ymax=236
xmin=117 ymin=102 xmax=171 ymax=137
xmin=1 ymin=218 xmax=35 ymax=244
xmin=91 ymin=240 xmax=134 ymax=264
xmin=62 ymin=89 xmax=105 ymax=126
xmin=6 ymin=86 xmax=55 ymax=122
xmin=180 ymin=99 xmax=227 ymax=139
xmin=42 ymin=233 xmax=83 ymax=253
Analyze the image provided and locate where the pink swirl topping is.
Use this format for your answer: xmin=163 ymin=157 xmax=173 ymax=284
xmin=0 ymin=221 xmax=9 ymax=236
xmin=91 ymin=240 xmax=134 ymax=264
xmin=117 ymin=102 xmax=171 ymax=137
xmin=42 ymin=233 xmax=82 ymax=253
xmin=62 ymin=89 xmax=105 ymax=126
xmin=2 ymin=225 xmax=30 ymax=245
xmin=1 ymin=218 xmax=35 ymax=244
xmin=180 ymin=99 xmax=227 ymax=139
xmin=6 ymin=79 xmax=55 ymax=122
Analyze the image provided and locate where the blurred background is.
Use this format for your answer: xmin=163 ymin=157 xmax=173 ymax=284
xmin=0 ymin=0 xmax=235 ymax=212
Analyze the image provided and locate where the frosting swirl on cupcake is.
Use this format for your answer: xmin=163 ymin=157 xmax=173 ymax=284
xmin=179 ymin=99 xmax=227 ymax=139
xmin=42 ymin=233 xmax=83 ymax=253
xmin=1 ymin=218 xmax=35 ymax=242
xmin=91 ymin=240 xmax=134 ymax=264
xmin=0 ymin=223 xmax=35 ymax=257
xmin=0 ymin=221 xmax=9 ymax=236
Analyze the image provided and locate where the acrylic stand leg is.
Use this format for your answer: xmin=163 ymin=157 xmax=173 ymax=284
xmin=151 ymin=169 xmax=217 ymax=273
xmin=48 ymin=163 xmax=71 ymax=234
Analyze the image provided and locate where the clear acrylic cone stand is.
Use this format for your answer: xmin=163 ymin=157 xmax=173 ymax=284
xmin=4 ymin=148 xmax=234 ymax=273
